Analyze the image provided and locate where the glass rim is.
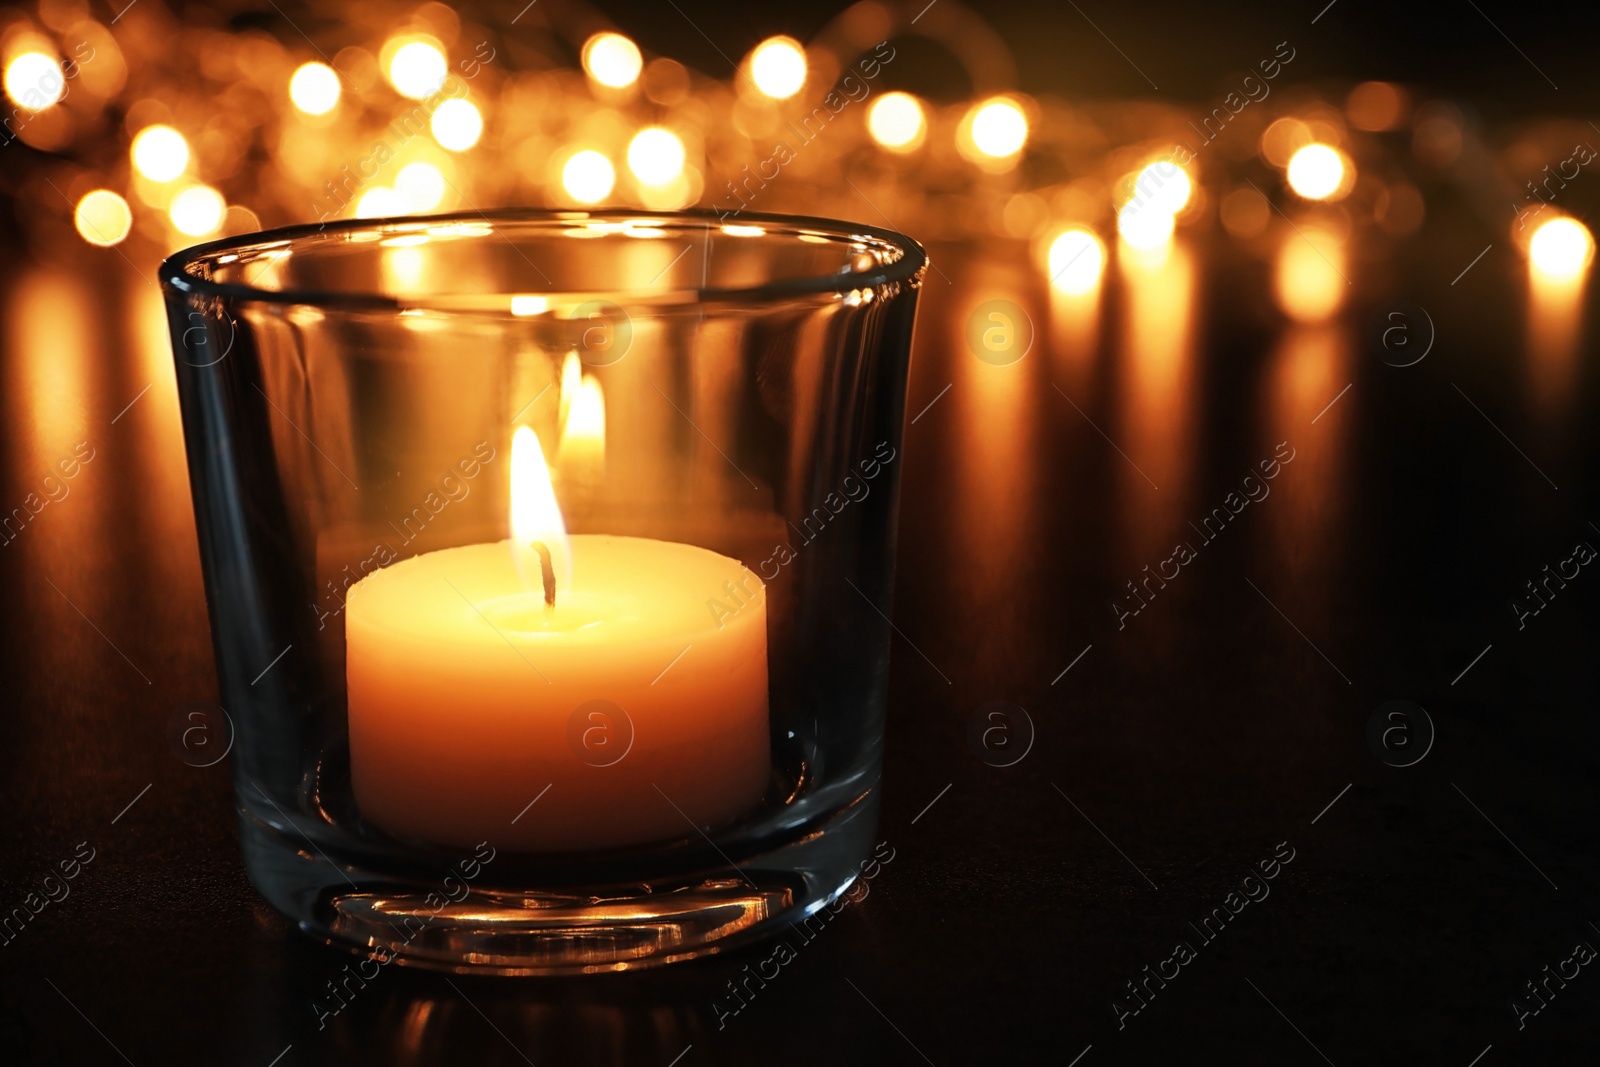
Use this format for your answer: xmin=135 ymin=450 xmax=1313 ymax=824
xmin=158 ymin=207 xmax=929 ymax=310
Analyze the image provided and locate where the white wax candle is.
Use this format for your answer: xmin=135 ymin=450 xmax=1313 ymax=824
xmin=346 ymin=534 xmax=770 ymax=851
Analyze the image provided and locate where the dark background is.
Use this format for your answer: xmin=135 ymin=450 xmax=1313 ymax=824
xmin=4 ymin=1 xmax=1600 ymax=1065
xmin=623 ymin=0 xmax=1597 ymax=117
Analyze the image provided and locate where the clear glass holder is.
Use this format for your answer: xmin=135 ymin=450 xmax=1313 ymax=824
xmin=159 ymin=209 xmax=925 ymax=974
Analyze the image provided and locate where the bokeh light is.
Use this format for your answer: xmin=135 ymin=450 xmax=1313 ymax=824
xmin=431 ymin=98 xmax=483 ymax=151
xmin=1286 ymin=143 xmax=1346 ymax=200
xmin=1117 ymin=199 xmax=1175 ymax=249
xmin=1260 ymin=117 xmax=1312 ymax=168
xmin=356 ymin=186 xmax=408 ymax=218
xmin=1529 ymin=218 xmax=1595 ymax=279
xmin=1047 ymin=228 xmax=1106 ymax=294
xmin=4 ymin=52 xmax=64 ymax=109
xmin=867 ymin=92 xmax=925 ymax=151
xmin=749 ymin=37 xmax=807 ymax=99
xmin=131 ymin=125 xmax=190 ymax=182
xmin=73 ymin=190 xmax=132 ymax=247
xmin=562 ymin=150 xmax=616 ymax=203
xmin=396 ymin=162 xmax=446 ymax=211
xmin=1347 ymin=81 xmax=1407 ymax=131
xmin=1131 ymin=162 xmax=1192 ymax=216
xmin=969 ymin=98 xmax=1028 ymax=158
xmin=1274 ymin=229 xmax=1347 ymax=321
xmin=388 ymin=40 xmax=447 ymax=99
xmin=583 ymin=33 xmax=643 ymax=89
xmin=627 ymin=127 xmax=686 ymax=186
xmin=289 ymin=62 xmax=341 ymax=115
xmin=169 ymin=185 xmax=226 ymax=237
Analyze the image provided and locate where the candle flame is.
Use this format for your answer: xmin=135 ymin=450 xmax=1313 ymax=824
xmin=510 ymin=426 xmax=571 ymax=597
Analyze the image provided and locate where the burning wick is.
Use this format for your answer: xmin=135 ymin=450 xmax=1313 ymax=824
xmin=530 ymin=541 xmax=556 ymax=607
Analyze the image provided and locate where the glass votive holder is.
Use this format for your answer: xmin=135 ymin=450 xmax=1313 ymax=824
xmin=159 ymin=210 xmax=926 ymax=974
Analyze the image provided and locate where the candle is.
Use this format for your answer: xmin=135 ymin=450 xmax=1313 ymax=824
xmin=346 ymin=426 xmax=770 ymax=852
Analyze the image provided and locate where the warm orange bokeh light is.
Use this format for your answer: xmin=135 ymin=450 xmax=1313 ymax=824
xmin=1274 ymin=230 xmax=1347 ymax=322
xmin=1047 ymin=228 xmax=1105 ymax=295
xmin=748 ymin=37 xmax=807 ymax=99
xmin=583 ymin=33 xmax=643 ymax=89
xmin=74 ymin=190 xmax=132 ymax=246
xmin=967 ymin=98 xmax=1029 ymax=158
xmin=1529 ymin=218 xmax=1595 ymax=280
xmin=1286 ymin=144 xmax=1349 ymax=200
xmin=868 ymin=92 xmax=926 ymax=152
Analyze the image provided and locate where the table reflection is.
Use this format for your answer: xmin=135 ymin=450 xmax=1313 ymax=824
xmin=1114 ymin=239 xmax=1196 ymax=570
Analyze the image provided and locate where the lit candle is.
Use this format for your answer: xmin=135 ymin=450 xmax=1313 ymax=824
xmin=346 ymin=426 xmax=770 ymax=852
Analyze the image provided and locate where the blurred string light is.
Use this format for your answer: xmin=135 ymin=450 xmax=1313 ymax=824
xmin=1112 ymin=162 xmax=1190 ymax=251
xmin=627 ymin=127 xmax=685 ymax=185
xmin=1260 ymin=118 xmax=1312 ymax=168
xmin=1133 ymin=161 xmax=1192 ymax=216
xmin=396 ymin=161 xmax=447 ymax=211
xmin=583 ymin=32 xmax=642 ymax=89
xmin=562 ymin=150 xmax=615 ymax=203
xmin=17 ymin=0 xmax=1544 ymax=315
xmin=130 ymin=125 xmax=189 ymax=182
xmin=867 ymin=92 xmax=925 ymax=151
xmin=1529 ymin=217 xmax=1594 ymax=279
xmin=356 ymin=186 xmax=408 ymax=218
xmin=748 ymin=37 xmax=807 ymax=99
xmin=431 ymin=98 xmax=482 ymax=151
xmin=1117 ymin=199 xmax=1176 ymax=249
xmin=289 ymin=62 xmax=341 ymax=115
xmin=169 ymin=185 xmax=225 ymax=236
xmin=4 ymin=52 xmax=64 ymax=108
xmin=1286 ymin=143 xmax=1347 ymax=200
xmin=1347 ymin=81 xmax=1407 ymax=132
xmin=73 ymin=189 xmax=132 ymax=246
xmin=1047 ymin=228 xmax=1105 ymax=294
xmin=387 ymin=39 xmax=447 ymax=99
xmin=964 ymin=97 xmax=1028 ymax=159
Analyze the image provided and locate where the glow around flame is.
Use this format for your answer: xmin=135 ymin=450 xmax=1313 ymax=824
xmin=510 ymin=426 xmax=572 ymax=597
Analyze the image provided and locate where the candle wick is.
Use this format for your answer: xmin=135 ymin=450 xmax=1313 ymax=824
xmin=529 ymin=541 xmax=556 ymax=607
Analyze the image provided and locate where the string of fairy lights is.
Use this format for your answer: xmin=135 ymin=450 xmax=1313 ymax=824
xmin=1 ymin=0 xmax=1595 ymax=288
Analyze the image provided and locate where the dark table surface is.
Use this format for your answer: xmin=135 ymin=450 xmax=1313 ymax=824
xmin=2 ymin=201 xmax=1599 ymax=1067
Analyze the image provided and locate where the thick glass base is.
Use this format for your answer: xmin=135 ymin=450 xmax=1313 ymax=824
xmin=239 ymin=789 xmax=879 ymax=975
